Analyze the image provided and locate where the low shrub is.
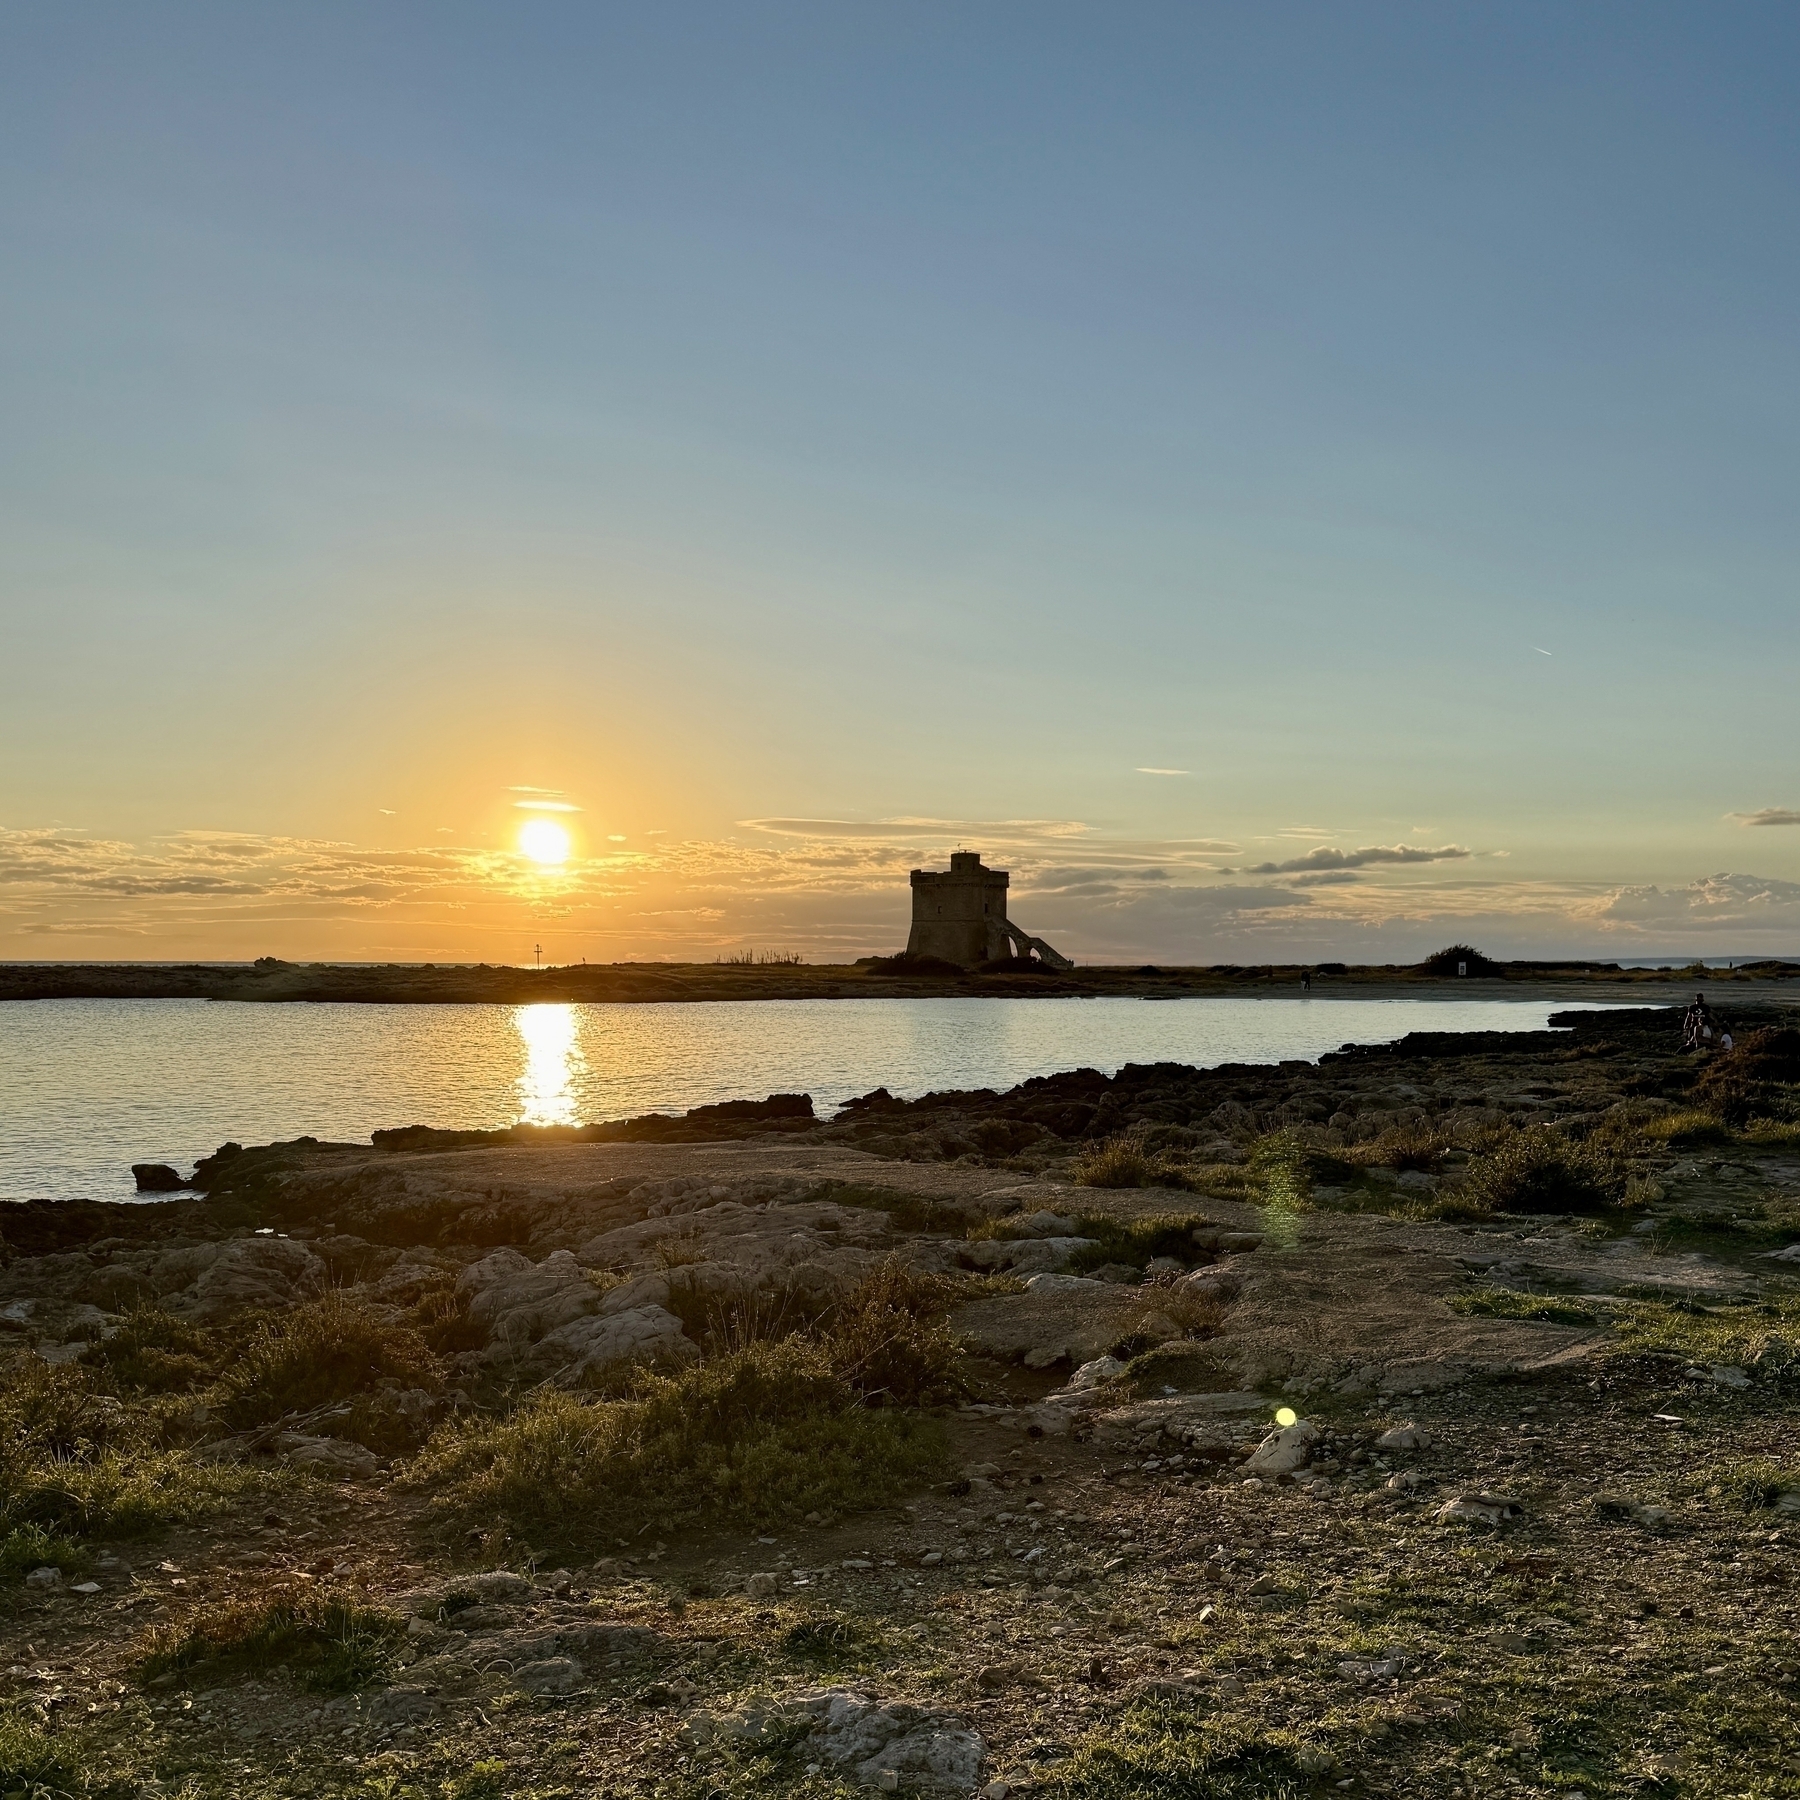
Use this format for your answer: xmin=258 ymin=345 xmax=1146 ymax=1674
xmin=409 ymin=1336 xmax=947 ymax=1548
xmin=221 ymin=1291 xmax=442 ymax=1429
xmin=819 ymin=1260 xmax=969 ymax=1408
xmin=135 ymin=1582 xmax=403 ymax=1690
xmin=1341 ymin=1124 xmax=1448 ymax=1172
xmin=81 ymin=1308 xmax=225 ymax=1394
xmin=1 ymin=1358 xmax=278 ymax=1549
xmin=1461 ymin=1126 xmax=1629 ymax=1215
xmin=1068 ymin=1213 xmax=1213 ymax=1275
xmin=1691 ymin=1027 xmax=1800 ymax=1124
xmin=1071 ymin=1130 xmax=1193 ymax=1191
xmin=414 ymin=1283 xmax=487 ymax=1354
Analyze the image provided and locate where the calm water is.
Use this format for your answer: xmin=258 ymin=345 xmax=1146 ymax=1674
xmin=0 ymin=996 xmax=1648 ymax=1202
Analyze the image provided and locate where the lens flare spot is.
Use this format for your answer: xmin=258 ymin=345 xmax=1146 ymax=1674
xmin=1274 ymin=1406 xmax=1298 ymax=1428
xmin=519 ymin=818 xmax=570 ymax=864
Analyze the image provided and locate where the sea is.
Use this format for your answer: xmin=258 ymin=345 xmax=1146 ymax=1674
xmin=0 ymin=995 xmax=1662 ymax=1202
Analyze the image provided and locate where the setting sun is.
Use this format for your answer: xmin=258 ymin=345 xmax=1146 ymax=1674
xmin=518 ymin=818 xmax=571 ymax=865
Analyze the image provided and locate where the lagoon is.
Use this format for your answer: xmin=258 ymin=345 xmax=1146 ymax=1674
xmin=1 ymin=995 xmax=1653 ymax=1201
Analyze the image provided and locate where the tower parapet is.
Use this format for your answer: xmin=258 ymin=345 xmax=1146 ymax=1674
xmin=905 ymin=852 xmax=1072 ymax=969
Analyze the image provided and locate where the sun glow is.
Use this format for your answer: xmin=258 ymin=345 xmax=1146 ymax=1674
xmin=515 ymin=1003 xmax=583 ymax=1126
xmin=518 ymin=818 xmax=571 ymax=864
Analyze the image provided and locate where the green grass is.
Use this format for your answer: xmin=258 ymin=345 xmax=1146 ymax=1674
xmin=0 ymin=1521 xmax=91 ymax=1583
xmin=1054 ymin=1703 xmax=1313 ymax=1800
xmin=1066 ymin=1212 xmax=1214 ymax=1274
xmin=409 ymin=1336 xmax=947 ymax=1549
xmin=1461 ymin=1125 xmax=1630 ymax=1214
xmin=1450 ymin=1288 xmax=1604 ymax=1328
xmin=0 ymin=1712 xmax=84 ymax=1800
xmin=220 ymin=1290 xmax=443 ymax=1429
xmin=1452 ymin=1286 xmax=1800 ymax=1377
xmin=1 ymin=1358 xmax=284 ymax=1556
xmin=136 ymin=1583 xmax=404 ymax=1692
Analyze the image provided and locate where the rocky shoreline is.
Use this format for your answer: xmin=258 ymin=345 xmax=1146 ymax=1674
xmin=4 ymin=1004 xmax=1800 ymax=1798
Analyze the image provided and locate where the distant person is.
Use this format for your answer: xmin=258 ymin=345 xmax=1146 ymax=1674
xmin=1682 ymin=993 xmax=1715 ymax=1051
xmin=1301 ymin=971 xmax=1312 ymax=992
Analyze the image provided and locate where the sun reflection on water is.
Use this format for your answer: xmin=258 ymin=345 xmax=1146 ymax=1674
xmin=514 ymin=1003 xmax=585 ymax=1126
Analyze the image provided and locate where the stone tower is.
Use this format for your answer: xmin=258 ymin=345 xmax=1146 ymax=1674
xmin=906 ymin=852 xmax=1073 ymax=969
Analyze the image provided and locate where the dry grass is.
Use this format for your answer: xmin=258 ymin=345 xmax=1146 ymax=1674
xmin=220 ymin=1290 xmax=442 ymax=1430
xmin=135 ymin=1581 xmax=403 ymax=1691
xmin=408 ymin=1336 xmax=947 ymax=1549
xmin=1461 ymin=1125 xmax=1631 ymax=1215
xmin=1642 ymin=1109 xmax=1733 ymax=1146
xmin=1072 ymin=1129 xmax=1195 ymax=1190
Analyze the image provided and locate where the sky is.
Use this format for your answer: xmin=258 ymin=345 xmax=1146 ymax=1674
xmin=3 ymin=2 xmax=1799 ymax=965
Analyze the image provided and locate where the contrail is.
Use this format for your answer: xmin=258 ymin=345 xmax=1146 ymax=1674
xmin=1532 ymin=646 xmax=1553 ymax=656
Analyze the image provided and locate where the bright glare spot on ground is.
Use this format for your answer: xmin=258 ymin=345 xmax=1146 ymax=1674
xmin=1274 ymin=1406 xmax=1298 ymax=1427
xmin=519 ymin=818 xmax=570 ymax=864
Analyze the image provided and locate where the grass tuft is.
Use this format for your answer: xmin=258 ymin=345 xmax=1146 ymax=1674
xmin=135 ymin=1582 xmax=403 ymax=1690
xmin=408 ymin=1335 xmax=947 ymax=1549
xmin=220 ymin=1290 xmax=442 ymax=1429
xmin=1641 ymin=1110 xmax=1732 ymax=1146
xmin=1072 ymin=1129 xmax=1196 ymax=1190
xmin=0 ymin=1712 xmax=81 ymax=1800
xmin=1067 ymin=1213 xmax=1214 ymax=1275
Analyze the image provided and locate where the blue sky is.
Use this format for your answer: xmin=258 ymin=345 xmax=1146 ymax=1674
xmin=4 ymin=3 xmax=1799 ymax=961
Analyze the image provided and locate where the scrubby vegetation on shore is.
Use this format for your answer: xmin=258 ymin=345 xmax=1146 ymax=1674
xmin=4 ymin=1000 xmax=1800 ymax=1798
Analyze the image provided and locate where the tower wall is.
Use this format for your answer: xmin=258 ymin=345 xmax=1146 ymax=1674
xmin=906 ymin=851 xmax=1010 ymax=965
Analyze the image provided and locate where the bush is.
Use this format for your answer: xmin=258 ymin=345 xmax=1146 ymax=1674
xmin=135 ymin=1582 xmax=403 ymax=1690
xmin=819 ymin=1261 xmax=970 ymax=1408
xmin=81 ymin=1308 xmax=225 ymax=1394
xmin=1419 ymin=943 xmax=1503 ymax=977
xmin=1072 ymin=1131 xmax=1193 ymax=1190
xmin=409 ymin=1337 xmax=947 ymax=1548
xmin=0 ymin=1359 xmax=275 ymax=1546
xmin=221 ymin=1291 xmax=442 ymax=1429
xmin=1461 ymin=1126 xmax=1629 ymax=1214
xmin=1342 ymin=1124 xmax=1447 ymax=1172
xmin=1692 ymin=1027 xmax=1800 ymax=1125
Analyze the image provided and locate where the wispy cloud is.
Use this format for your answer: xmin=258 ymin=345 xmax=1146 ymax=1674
xmin=739 ymin=817 xmax=1091 ymax=844
xmin=1730 ymin=808 xmax=1800 ymax=827
xmin=9 ymin=820 xmax=1796 ymax=965
xmin=1241 ymin=843 xmax=1471 ymax=875
xmin=509 ymin=787 xmax=583 ymax=813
